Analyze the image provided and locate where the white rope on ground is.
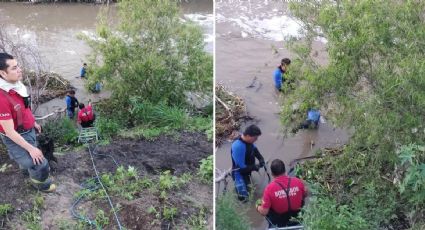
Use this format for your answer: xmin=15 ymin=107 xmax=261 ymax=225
xmin=87 ymin=144 xmax=123 ymax=230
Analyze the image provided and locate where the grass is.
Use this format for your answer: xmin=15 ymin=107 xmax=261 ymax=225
xmin=186 ymin=207 xmax=208 ymax=230
xmin=162 ymin=206 xmax=178 ymax=221
xmin=21 ymin=194 xmax=44 ymax=230
xmin=216 ymin=192 xmax=251 ymax=230
xmin=0 ymin=204 xmax=13 ymax=217
xmin=97 ymin=99 xmax=213 ymax=141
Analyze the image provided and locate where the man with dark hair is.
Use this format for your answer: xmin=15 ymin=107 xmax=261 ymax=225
xmin=65 ymin=89 xmax=79 ymax=119
xmin=273 ymin=58 xmax=291 ymax=91
xmin=256 ymin=159 xmax=308 ymax=227
xmin=0 ymin=52 xmax=56 ymax=192
xmin=77 ymin=102 xmax=96 ymax=128
xmin=231 ymin=124 xmax=265 ymax=201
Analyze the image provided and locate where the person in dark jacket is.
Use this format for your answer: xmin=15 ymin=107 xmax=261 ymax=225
xmin=65 ymin=89 xmax=79 ymax=119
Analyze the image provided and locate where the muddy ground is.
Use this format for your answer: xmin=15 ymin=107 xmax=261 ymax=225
xmin=0 ymin=131 xmax=212 ymax=230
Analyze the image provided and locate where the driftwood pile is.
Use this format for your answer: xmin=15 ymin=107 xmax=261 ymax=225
xmin=26 ymin=71 xmax=71 ymax=104
xmin=215 ymin=84 xmax=249 ymax=146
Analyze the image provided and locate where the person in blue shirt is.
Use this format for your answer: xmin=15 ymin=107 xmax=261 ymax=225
xmin=273 ymin=58 xmax=291 ymax=91
xmin=80 ymin=63 xmax=87 ymax=78
xmin=231 ymin=124 xmax=265 ymax=201
xmin=65 ymin=89 xmax=79 ymax=119
xmin=299 ymin=109 xmax=321 ymax=129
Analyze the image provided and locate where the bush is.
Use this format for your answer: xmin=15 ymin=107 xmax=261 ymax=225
xmin=82 ymin=0 xmax=212 ymax=127
xmin=42 ymin=117 xmax=78 ymax=145
xmin=95 ymin=116 xmax=121 ymax=139
xmin=216 ymin=193 xmax=251 ymax=230
xmin=283 ymin=0 xmax=425 ymax=227
xmin=198 ymin=155 xmax=213 ymax=184
xmin=302 ymin=197 xmax=369 ymax=230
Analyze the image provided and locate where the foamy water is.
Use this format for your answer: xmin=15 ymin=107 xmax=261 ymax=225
xmin=216 ymin=0 xmax=327 ymax=43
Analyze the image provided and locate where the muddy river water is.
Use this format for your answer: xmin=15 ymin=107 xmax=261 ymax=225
xmin=0 ymin=1 xmax=213 ymax=116
xmin=215 ymin=0 xmax=349 ymax=229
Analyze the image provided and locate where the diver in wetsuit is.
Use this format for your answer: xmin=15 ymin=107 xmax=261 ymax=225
xmin=231 ymin=124 xmax=265 ymax=201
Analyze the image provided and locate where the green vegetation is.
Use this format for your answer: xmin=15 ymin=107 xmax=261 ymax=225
xmin=21 ymin=194 xmax=44 ymax=230
xmin=162 ymin=206 xmax=178 ymax=221
xmin=198 ymin=155 xmax=213 ymax=184
xmin=0 ymin=203 xmax=13 ymax=217
xmin=159 ymin=170 xmax=192 ymax=191
xmin=115 ymin=99 xmax=213 ymax=140
xmin=75 ymin=166 xmax=200 ymax=228
xmin=216 ymin=192 xmax=251 ymax=230
xmin=76 ymin=166 xmax=154 ymax=201
xmin=186 ymin=207 xmax=208 ymax=230
xmin=301 ymin=196 xmax=369 ymax=230
xmin=42 ymin=117 xmax=79 ymax=145
xmin=280 ymin=0 xmax=425 ymax=228
xmin=94 ymin=210 xmax=109 ymax=229
xmin=82 ymin=0 xmax=212 ymax=139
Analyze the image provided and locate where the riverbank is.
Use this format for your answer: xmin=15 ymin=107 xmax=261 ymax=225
xmin=0 ymin=132 xmax=212 ymax=229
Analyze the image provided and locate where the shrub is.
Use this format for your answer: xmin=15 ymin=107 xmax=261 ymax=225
xmin=216 ymin=193 xmax=251 ymax=230
xmin=198 ymin=155 xmax=213 ymax=184
xmin=81 ymin=0 xmax=212 ymax=128
xmin=302 ymin=197 xmax=369 ymax=230
xmin=284 ymin=0 xmax=425 ymax=227
xmin=42 ymin=117 xmax=78 ymax=145
xmin=95 ymin=116 xmax=120 ymax=139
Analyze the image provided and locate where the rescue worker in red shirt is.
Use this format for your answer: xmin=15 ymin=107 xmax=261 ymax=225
xmin=77 ymin=102 xmax=95 ymax=128
xmin=0 ymin=53 xmax=56 ymax=192
xmin=256 ymin=159 xmax=308 ymax=227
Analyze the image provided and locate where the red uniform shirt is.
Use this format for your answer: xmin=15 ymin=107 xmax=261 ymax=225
xmin=260 ymin=175 xmax=306 ymax=214
xmin=77 ymin=105 xmax=94 ymax=123
xmin=0 ymin=90 xmax=35 ymax=133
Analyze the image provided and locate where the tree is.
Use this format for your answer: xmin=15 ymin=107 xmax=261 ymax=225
xmin=282 ymin=0 xmax=425 ymax=228
xmin=82 ymin=0 xmax=212 ymax=125
xmin=0 ymin=27 xmax=60 ymax=112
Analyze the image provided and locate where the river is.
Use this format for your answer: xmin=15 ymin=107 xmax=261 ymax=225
xmin=0 ymin=1 xmax=213 ymax=116
xmin=215 ymin=0 xmax=349 ymax=229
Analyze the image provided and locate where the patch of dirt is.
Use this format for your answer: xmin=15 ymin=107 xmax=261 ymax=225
xmin=40 ymin=177 xmax=82 ymax=228
xmin=0 ymin=131 xmax=212 ymax=230
xmin=116 ymin=193 xmax=161 ymax=230
xmin=0 ymin=149 xmax=34 ymax=223
xmin=94 ymin=131 xmax=211 ymax=175
xmin=168 ymin=179 xmax=213 ymax=229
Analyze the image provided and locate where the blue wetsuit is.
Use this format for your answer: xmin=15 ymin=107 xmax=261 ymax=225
xmin=231 ymin=136 xmax=265 ymax=200
xmin=307 ymin=109 xmax=320 ymax=124
xmin=273 ymin=66 xmax=285 ymax=91
xmin=80 ymin=67 xmax=86 ymax=78
xmin=300 ymin=109 xmax=321 ymax=129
